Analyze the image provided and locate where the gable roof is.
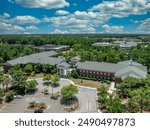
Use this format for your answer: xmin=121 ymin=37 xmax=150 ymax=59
xmin=115 ymin=66 xmax=147 ymax=79
xmin=118 ymin=60 xmax=143 ymax=66
xmin=57 ymin=62 xmax=71 ymax=68
xmin=70 ymin=56 xmax=81 ymax=62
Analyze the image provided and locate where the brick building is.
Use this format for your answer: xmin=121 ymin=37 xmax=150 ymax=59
xmin=76 ymin=60 xmax=147 ymax=84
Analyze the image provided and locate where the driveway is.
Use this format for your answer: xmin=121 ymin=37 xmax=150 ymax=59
xmin=75 ymin=87 xmax=97 ymax=113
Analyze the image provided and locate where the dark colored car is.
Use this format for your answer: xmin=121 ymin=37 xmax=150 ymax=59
xmin=34 ymin=109 xmax=43 ymax=113
xmin=50 ymin=96 xmax=58 ymax=100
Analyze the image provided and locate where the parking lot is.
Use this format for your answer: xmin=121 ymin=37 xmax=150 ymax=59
xmin=0 ymin=78 xmax=98 ymax=113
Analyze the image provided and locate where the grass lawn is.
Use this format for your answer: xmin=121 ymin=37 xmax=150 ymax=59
xmin=70 ymin=78 xmax=109 ymax=88
xmin=28 ymin=73 xmax=44 ymax=79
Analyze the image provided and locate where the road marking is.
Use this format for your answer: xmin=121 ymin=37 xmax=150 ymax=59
xmin=87 ymin=100 xmax=89 ymax=112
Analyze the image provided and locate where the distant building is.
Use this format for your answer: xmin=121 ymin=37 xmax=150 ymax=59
xmin=114 ymin=41 xmax=137 ymax=50
xmin=93 ymin=42 xmax=113 ymax=46
xmin=33 ymin=44 xmax=70 ymax=52
xmin=70 ymin=56 xmax=81 ymax=63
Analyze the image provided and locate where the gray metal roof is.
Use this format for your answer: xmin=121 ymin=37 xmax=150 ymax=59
xmin=70 ymin=56 xmax=81 ymax=62
xmin=115 ymin=66 xmax=147 ymax=79
xmin=93 ymin=42 xmax=113 ymax=46
xmin=57 ymin=62 xmax=71 ymax=68
xmin=76 ymin=61 xmax=126 ymax=73
xmin=4 ymin=51 xmax=65 ymax=66
xmin=120 ymin=42 xmax=137 ymax=47
xmin=118 ymin=60 xmax=143 ymax=66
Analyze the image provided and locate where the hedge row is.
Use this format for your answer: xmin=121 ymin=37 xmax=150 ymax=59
xmin=78 ymin=76 xmax=111 ymax=84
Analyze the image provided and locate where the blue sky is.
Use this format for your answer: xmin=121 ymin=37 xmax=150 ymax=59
xmin=0 ymin=0 xmax=150 ymax=34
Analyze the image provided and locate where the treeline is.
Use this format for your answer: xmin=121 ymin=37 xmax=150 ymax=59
xmin=61 ymin=43 xmax=150 ymax=70
xmin=0 ymin=35 xmax=149 ymax=47
xmin=0 ymin=35 xmax=101 ymax=46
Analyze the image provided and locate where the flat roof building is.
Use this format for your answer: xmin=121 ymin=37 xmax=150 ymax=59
xmin=33 ymin=44 xmax=70 ymax=52
xmin=93 ymin=42 xmax=113 ymax=46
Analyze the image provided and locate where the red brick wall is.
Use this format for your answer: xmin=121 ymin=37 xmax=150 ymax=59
xmin=77 ymin=68 xmax=115 ymax=80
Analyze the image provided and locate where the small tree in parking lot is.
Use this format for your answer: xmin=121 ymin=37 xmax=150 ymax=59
xmin=25 ymin=80 xmax=38 ymax=94
xmin=43 ymin=74 xmax=52 ymax=86
xmin=61 ymin=84 xmax=78 ymax=100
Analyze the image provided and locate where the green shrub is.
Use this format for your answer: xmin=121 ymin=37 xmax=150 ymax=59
xmin=78 ymin=76 xmax=98 ymax=81
xmin=5 ymin=91 xmax=14 ymax=102
xmin=61 ymin=84 xmax=78 ymax=100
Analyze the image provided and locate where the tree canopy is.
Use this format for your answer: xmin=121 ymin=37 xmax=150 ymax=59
xmin=61 ymin=84 xmax=78 ymax=100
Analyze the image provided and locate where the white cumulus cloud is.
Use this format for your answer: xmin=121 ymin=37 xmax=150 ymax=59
xmin=91 ymin=0 xmax=150 ymax=18
xmin=9 ymin=0 xmax=70 ymax=9
xmin=55 ymin=10 xmax=70 ymax=15
xmin=102 ymin=24 xmax=124 ymax=33
xmin=137 ymin=18 xmax=150 ymax=34
xmin=10 ymin=15 xmax=41 ymax=24
xmin=26 ymin=26 xmax=38 ymax=30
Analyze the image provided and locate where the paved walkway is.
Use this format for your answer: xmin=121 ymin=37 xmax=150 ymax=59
xmin=108 ymin=82 xmax=116 ymax=94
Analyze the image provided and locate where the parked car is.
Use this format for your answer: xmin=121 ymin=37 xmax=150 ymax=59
xmin=34 ymin=109 xmax=43 ymax=113
xmin=0 ymin=97 xmax=3 ymax=104
xmin=50 ymin=96 xmax=58 ymax=100
xmin=14 ymin=95 xmax=23 ymax=99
